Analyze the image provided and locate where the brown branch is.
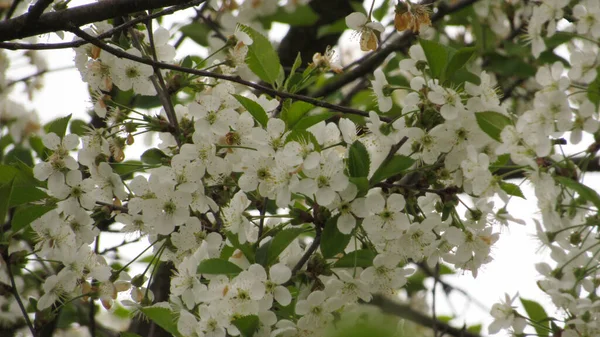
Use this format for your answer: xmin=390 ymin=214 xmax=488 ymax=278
xmin=0 ymin=0 xmax=205 ymax=49
xmin=311 ymin=0 xmax=481 ymax=98
xmin=22 ymin=0 xmax=53 ymax=28
xmin=0 ymin=0 xmax=202 ymax=41
xmin=371 ymin=294 xmax=482 ymax=337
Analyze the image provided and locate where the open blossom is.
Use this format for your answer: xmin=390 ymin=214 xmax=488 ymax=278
xmin=488 ymin=293 xmax=527 ymax=334
xmin=345 ymin=12 xmax=384 ymax=51
xmin=371 ymin=68 xmax=392 ymax=112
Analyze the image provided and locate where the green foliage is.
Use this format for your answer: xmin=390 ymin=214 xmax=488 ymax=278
xmin=139 ymin=307 xmax=182 ymax=337
xmin=260 ymin=5 xmax=319 ymax=27
xmin=197 ymin=258 xmax=244 ymax=276
xmin=347 ymin=140 xmax=371 ymax=178
xmin=180 ymin=22 xmax=211 ymax=46
xmin=589 ymin=66 xmax=600 ymax=108
xmin=281 ymin=100 xmax=314 ymax=130
xmin=320 ymin=215 xmax=351 ymax=258
xmin=232 ymin=315 xmax=260 ymax=337
xmin=141 ymin=148 xmax=168 ymax=165
xmin=333 ymin=249 xmax=375 ymax=268
xmin=265 ymin=227 xmax=305 ymax=265
xmin=0 ymin=164 xmax=47 ymax=207
xmin=292 ymin=111 xmax=335 ymax=130
xmin=369 ymin=155 xmax=415 ymax=185
xmin=44 ymin=114 xmax=72 ymax=138
xmin=499 ymin=182 xmax=525 ymax=199
xmin=520 ymin=298 xmax=550 ymax=337
xmin=555 ymin=176 xmax=600 ymax=210
xmin=419 ymin=39 xmax=477 ymax=85
xmin=0 ymin=177 xmax=14 ymax=227
xmin=233 ymin=94 xmax=269 ymax=127
xmin=475 ymin=111 xmax=512 ymax=142
xmin=12 ymin=204 xmax=56 ymax=233
xmin=238 ymin=24 xmax=281 ymax=86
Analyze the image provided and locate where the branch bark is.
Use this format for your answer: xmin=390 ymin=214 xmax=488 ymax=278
xmin=0 ymin=0 xmax=200 ymax=41
xmin=371 ymin=295 xmax=482 ymax=337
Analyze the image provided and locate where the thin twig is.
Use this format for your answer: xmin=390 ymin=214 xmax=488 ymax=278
xmin=291 ymin=223 xmax=322 ymax=275
xmin=67 ymin=26 xmax=381 ymax=121
xmin=6 ymin=257 xmax=36 ymax=336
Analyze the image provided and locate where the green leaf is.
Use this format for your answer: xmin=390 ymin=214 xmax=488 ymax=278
xmin=197 ymin=258 xmax=243 ymax=276
xmin=139 ymin=307 xmax=181 ymax=337
xmin=0 ymin=165 xmax=47 ymax=207
xmin=261 ymin=5 xmax=319 ymax=26
xmin=444 ymin=47 xmax=476 ymax=82
xmin=5 ymin=146 xmax=34 ymax=166
xmin=111 ymin=160 xmax=144 ymax=180
xmin=232 ymin=315 xmax=260 ymax=337
xmin=588 ymin=66 xmax=600 ymax=109
xmin=347 ymin=140 xmax=370 ymax=178
xmin=317 ymin=18 xmax=347 ymax=39
xmin=44 ymin=114 xmax=72 ymax=138
xmin=281 ymin=100 xmax=314 ymax=130
xmin=320 ymin=215 xmax=351 ymax=258
xmin=499 ymin=182 xmax=525 ymax=199
xmin=238 ymin=24 xmax=281 ymax=85
xmin=268 ymin=228 xmax=304 ymax=264
xmin=180 ymin=22 xmax=211 ymax=46
xmin=483 ymin=53 xmax=536 ymax=78
xmin=369 ymin=155 xmax=415 ymax=185
xmin=141 ymin=148 xmax=168 ymax=165
xmin=120 ymin=333 xmax=143 ymax=337
xmin=226 ymin=232 xmax=256 ymax=263
xmin=373 ymin=0 xmax=390 ymax=21
xmin=233 ymin=94 xmax=269 ymax=127
xmin=284 ymin=53 xmax=303 ymax=92
xmin=491 ymin=154 xmax=510 ymax=172
xmin=448 ymin=68 xmax=480 ymax=86
xmin=419 ymin=39 xmax=456 ymax=82
xmin=255 ymin=239 xmax=271 ymax=266
xmin=520 ymin=298 xmax=549 ymax=337
xmin=475 ymin=111 xmax=512 ymax=142
xmin=0 ymin=178 xmax=14 ymax=225
xmin=555 ymin=176 xmax=600 ymax=210
xmin=70 ymin=119 xmax=89 ymax=137
xmin=293 ymin=112 xmax=335 ymax=130
xmin=349 ymin=177 xmax=369 ymax=197
xmin=12 ymin=205 xmax=56 ymax=233
xmin=333 ymin=249 xmax=376 ymax=268
xmin=285 ymin=129 xmax=321 ymax=151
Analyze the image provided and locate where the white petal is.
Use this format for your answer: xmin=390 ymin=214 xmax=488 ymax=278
xmin=345 ymin=12 xmax=367 ymax=30
xmin=270 ymin=263 xmax=292 ymax=284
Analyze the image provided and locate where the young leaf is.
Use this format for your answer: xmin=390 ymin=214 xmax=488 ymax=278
xmin=139 ymin=307 xmax=181 ymax=337
xmin=0 ymin=178 xmax=14 ymax=225
xmin=281 ymin=100 xmax=314 ymax=129
xmin=233 ymin=94 xmax=269 ymax=127
xmin=284 ymin=53 xmax=302 ymax=92
xmin=588 ymin=66 xmax=600 ymax=108
xmin=44 ymin=114 xmax=72 ymax=139
xmin=555 ymin=176 xmax=600 ymax=210
xmin=141 ymin=148 xmax=168 ymax=165
xmin=320 ymin=215 xmax=351 ymax=258
xmin=520 ymin=298 xmax=549 ymax=337
xmin=499 ymin=182 xmax=525 ymax=199
xmin=255 ymin=239 xmax=272 ymax=266
xmin=268 ymin=228 xmax=304 ymax=264
xmin=347 ymin=140 xmax=370 ymax=178
xmin=333 ymin=249 xmax=376 ymax=268
xmin=226 ymin=232 xmax=256 ymax=263
xmin=293 ymin=112 xmax=335 ymax=130
xmin=70 ymin=119 xmax=89 ymax=137
xmin=197 ymin=258 xmax=243 ymax=276
xmin=180 ymin=22 xmax=210 ymax=46
xmin=444 ymin=47 xmax=476 ymax=82
xmin=232 ymin=315 xmax=260 ymax=337
xmin=238 ymin=24 xmax=281 ymax=85
xmin=419 ymin=39 xmax=456 ymax=82
xmin=12 ymin=204 xmax=56 ymax=233
xmin=369 ymin=155 xmax=415 ymax=185
xmin=475 ymin=111 xmax=512 ymax=142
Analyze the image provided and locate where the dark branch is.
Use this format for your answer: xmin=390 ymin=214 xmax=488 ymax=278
xmin=0 ymin=0 xmax=203 ymax=41
xmin=371 ymin=295 xmax=482 ymax=337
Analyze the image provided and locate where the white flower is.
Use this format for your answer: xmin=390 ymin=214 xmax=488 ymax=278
xmin=488 ymin=293 xmax=526 ymax=334
xmin=296 ymin=291 xmax=343 ymax=330
xmin=298 ymin=151 xmax=349 ymax=206
xmin=33 ymin=133 xmax=79 ymax=182
xmin=362 ymin=191 xmax=409 ymax=240
xmin=372 ymin=68 xmax=392 ymax=112
xmin=345 ymin=12 xmax=385 ymax=51
xmin=221 ymin=191 xmax=255 ymax=244
xmin=535 ymin=61 xmax=569 ymax=92
xmin=361 ymin=254 xmax=413 ymax=294
xmin=427 ymin=83 xmax=464 ymax=120
xmin=112 ymin=48 xmax=155 ymax=95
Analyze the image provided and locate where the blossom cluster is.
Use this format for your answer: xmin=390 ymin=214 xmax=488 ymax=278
xmin=1 ymin=0 xmax=600 ymax=337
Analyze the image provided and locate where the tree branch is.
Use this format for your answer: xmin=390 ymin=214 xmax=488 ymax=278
xmin=0 ymin=0 xmax=202 ymax=41
xmin=370 ymin=295 xmax=482 ymax=337
xmin=68 ymin=25 xmax=381 ymax=121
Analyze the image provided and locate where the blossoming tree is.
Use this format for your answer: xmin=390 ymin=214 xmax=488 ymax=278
xmin=1 ymin=0 xmax=599 ymax=336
